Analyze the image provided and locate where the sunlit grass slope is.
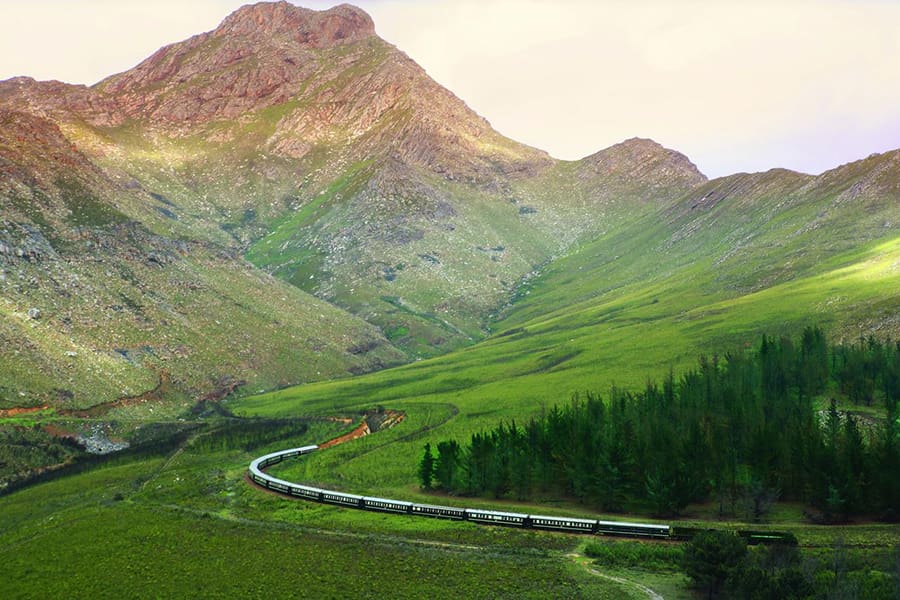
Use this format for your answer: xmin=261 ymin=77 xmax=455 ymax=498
xmin=232 ymin=155 xmax=900 ymax=499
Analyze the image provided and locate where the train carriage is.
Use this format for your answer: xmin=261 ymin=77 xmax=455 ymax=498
xmin=527 ymin=515 xmax=596 ymax=534
xmin=264 ymin=479 xmax=291 ymax=494
xmin=596 ymin=520 xmax=670 ymax=538
xmin=290 ymin=484 xmax=323 ymax=501
xmin=321 ymin=490 xmax=364 ymax=508
xmin=738 ymin=530 xmax=797 ymax=546
xmin=363 ymin=496 xmax=413 ymax=514
xmin=410 ymin=503 xmax=466 ymax=520
xmin=465 ymin=508 xmax=528 ymax=527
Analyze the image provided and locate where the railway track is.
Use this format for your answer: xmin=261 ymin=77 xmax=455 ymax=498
xmin=248 ymin=432 xmax=795 ymax=545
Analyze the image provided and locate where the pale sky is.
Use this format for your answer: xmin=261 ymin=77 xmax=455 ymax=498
xmin=1 ymin=0 xmax=899 ymax=178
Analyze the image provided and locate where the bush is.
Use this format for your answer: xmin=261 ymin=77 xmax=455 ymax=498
xmin=584 ymin=540 xmax=682 ymax=571
xmin=681 ymin=530 xmax=747 ymax=599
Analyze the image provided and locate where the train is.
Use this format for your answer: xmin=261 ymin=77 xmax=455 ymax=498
xmin=249 ymin=445 xmax=793 ymax=544
xmin=250 ymin=445 xmax=673 ymax=538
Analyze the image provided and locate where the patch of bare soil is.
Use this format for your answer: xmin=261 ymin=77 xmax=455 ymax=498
xmin=319 ymin=408 xmax=405 ymax=449
xmin=0 ymin=404 xmax=49 ymax=417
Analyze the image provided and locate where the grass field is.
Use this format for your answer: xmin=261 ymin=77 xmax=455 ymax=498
xmin=4 ymin=410 xmax=895 ymax=598
xmin=0 ymin=423 xmax=636 ymax=599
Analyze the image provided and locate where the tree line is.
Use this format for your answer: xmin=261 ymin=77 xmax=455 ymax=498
xmin=419 ymin=328 xmax=900 ymax=520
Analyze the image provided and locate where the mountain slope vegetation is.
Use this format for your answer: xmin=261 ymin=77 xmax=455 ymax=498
xmin=232 ymin=150 xmax=899 ymax=501
xmin=1 ymin=2 xmax=709 ymax=411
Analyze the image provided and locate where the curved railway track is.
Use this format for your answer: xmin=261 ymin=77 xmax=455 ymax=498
xmin=249 ymin=444 xmax=681 ymax=539
xmin=248 ymin=443 xmax=797 ymax=545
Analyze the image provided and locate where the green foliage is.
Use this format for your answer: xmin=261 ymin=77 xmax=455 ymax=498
xmin=55 ymin=177 xmax=129 ymax=226
xmin=835 ymin=336 xmax=900 ymax=407
xmin=584 ymin=540 xmax=683 ymax=571
xmin=191 ymin=418 xmax=310 ymax=453
xmin=418 ymin=442 xmax=435 ymax=489
xmin=722 ymin=537 xmax=900 ymax=600
xmin=681 ymin=530 xmax=747 ymax=598
xmin=0 ymin=425 xmax=82 ymax=487
xmin=434 ymin=439 xmax=462 ymax=491
xmin=425 ymin=330 xmax=899 ymax=518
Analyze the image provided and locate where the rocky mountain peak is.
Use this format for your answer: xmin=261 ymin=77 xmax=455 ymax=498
xmin=213 ymin=1 xmax=375 ymax=47
xmin=94 ymin=2 xmax=379 ymax=123
xmin=580 ymin=137 xmax=707 ymax=188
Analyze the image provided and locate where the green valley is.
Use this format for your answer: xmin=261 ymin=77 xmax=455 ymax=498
xmin=1 ymin=1 xmax=899 ymax=598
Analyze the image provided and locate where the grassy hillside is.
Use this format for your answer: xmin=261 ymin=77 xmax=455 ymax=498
xmin=0 ymin=109 xmax=408 ymax=412
xmin=231 ymin=154 xmax=900 ymax=502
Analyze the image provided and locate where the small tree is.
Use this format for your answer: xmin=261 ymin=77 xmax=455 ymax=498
xmin=434 ymin=439 xmax=462 ymax=491
xmin=681 ymin=530 xmax=747 ymax=599
xmin=418 ymin=443 xmax=435 ymax=490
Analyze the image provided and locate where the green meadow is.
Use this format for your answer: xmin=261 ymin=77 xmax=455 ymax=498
xmin=0 ymin=420 xmax=635 ymax=599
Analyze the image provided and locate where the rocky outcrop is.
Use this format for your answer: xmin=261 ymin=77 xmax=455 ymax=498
xmin=95 ymin=2 xmax=377 ymax=127
xmin=213 ymin=2 xmax=375 ymax=47
xmin=578 ymin=137 xmax=707 ymax=192
xmin=0 ymin=78 xmax=124 ymax=127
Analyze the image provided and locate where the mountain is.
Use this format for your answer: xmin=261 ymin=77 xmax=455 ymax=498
xmin=0 ymin=108 xmax=402 ymax=411
xmin=0 ymin=1 xmax=706 ymax=413
xmin=496 ymin=151 xmax=900 ymax=344
xmin=0 ymin=1 xmax=896 ymax=417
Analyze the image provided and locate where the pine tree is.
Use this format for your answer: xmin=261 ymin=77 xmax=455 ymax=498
xmin=681 ymin=530 xmax=747 ymax=599
xmin=418 ymin=443 xmax=435 ymax=490
xmin=434 ymin=440 xmax=461 ymax=491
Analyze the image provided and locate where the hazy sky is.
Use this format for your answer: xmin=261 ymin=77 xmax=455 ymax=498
xmin=1 ymin=0 xmax=899 ymax=178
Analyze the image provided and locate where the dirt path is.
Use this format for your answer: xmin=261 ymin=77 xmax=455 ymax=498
xmin=58 ymin=371 xmax=173 ymax=418
xmin=568 ymin=553 xmax=664 ymax=600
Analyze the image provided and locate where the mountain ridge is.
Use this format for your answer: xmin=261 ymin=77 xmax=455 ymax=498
xmin=1 ymin=1 xmax=897 ymax=413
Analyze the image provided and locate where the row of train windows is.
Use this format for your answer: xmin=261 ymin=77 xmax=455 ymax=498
xmin=536 ymin=521 xmax=591 ymax=527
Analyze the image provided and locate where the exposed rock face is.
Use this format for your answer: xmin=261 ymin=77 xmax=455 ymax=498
xmin=0 ymin=77 xmax=124 ymax=127
xmin=579 ymin=138 xmax=707 ymax=191
xmin=0 ymin=110 xmax=103 ymax=185
xmin=213 ymin=2 xmax=375 ymax=46
xmin=98 ymin=3 xmax=375 ymax=125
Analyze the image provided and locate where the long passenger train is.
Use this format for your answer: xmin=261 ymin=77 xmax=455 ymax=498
xmin=249 ymin=445 xmax=683 ymax=539
xmin=249 ymin=445 xmax=793 ymax=544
